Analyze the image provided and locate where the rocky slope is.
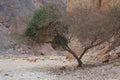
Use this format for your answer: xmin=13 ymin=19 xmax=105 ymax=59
xmin=0 ymin=0 xmax=66 ymax=33
xmin=67 ymin=0 xmax=120 ymax=12
xmin=0 ymin=0 xmax=66 ymax=20
xmin=0 ymin=0 xmax=120 ymax=57
xmin=0 ymin=0 xmax=66 ymax=55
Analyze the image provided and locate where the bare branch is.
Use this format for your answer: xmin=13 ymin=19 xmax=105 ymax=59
xmin=91 ymin=36 xmax=97 ymax=46
xmin=68 ymin=33 xmax=74 ymax=42
xmin=63 ymin=45 xmax=79 ymax=60
xmin=78 ymin=47 xmax=88 ymax=60
xmin=78 ymin=36 xmax=110 ymax=60
xmin=63 ymin=45 xmax=83 ymax=67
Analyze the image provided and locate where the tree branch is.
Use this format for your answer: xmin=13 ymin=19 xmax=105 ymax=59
xmin=63 ymin=45 xmax=79 ymax=60
xmin=78 ymin=47 xmax=88 ymax=60
xmin=79 ymin=37 xmax=108 ymax=60
xmin=68 ymin=33 xmax=74 ymax=43
xmin=63 ymin=45 xmax=83 ymax=67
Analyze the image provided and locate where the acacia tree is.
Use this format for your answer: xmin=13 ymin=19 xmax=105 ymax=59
xmin=67 ymin=7 xmax=120 ymax=66
xmin=54 ymin=7 xmax=120 ymax=67
xmin=25 ymin=5 xmax=120 ymax=67
xmin=25 ymin=5 xmax=70 ymax=55
xmin=25 ymin=4 xmax=84 ymax=67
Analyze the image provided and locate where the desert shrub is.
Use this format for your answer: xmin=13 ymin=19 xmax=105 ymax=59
xmin=68 ymin=9 xmax=120 ymax=47
xmin=25 ymin=4 xmax=120 ymax=67
xmin=51 ymin=31 xmax=69 ymax=49
xmin=25 ymin=5 xmax=68 ymax=43
xmin=66 ymin=8 xmax=120 ymax=67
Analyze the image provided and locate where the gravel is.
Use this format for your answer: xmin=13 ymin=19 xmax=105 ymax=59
xmin=0 ymin=56 xmax=119 ymax=80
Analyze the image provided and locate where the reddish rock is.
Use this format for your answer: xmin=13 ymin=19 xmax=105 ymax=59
xmin=27 ymin=57 xmax=38 ymax=62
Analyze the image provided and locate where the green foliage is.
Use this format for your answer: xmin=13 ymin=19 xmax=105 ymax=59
xmin=25 ymin=4 xmax=69 ymax=46
xmin=52 ymin=34 xmax=69 ymax=49
xmin=25 ymin=5 xmax=61 ymax=41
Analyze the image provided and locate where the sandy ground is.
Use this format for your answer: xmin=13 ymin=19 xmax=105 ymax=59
xmin=0 ymin=56 xmax=120 ymax=80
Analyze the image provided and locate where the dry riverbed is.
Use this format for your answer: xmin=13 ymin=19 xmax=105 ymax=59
xmin=0 ymin=56 xmax=120 ymax=80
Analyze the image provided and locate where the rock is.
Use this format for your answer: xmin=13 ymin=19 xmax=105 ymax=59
xmin=27 ymin=57 xmax=38 ymax=62
xmin=102 ymin=59 xmax=109 ymax=63
xmin=4 ymin=74 xmax=9 ymax=76
xmin=60 ymin=66 xmax=66 ymax=70
xmin=17 ymin=48 xmax=26 ymax=54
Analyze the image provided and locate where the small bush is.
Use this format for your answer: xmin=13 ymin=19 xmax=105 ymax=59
xmin=25 ymin=5 xmax=68 ymax=44
xmin=52 ymin=33 xmax=69 ymax=49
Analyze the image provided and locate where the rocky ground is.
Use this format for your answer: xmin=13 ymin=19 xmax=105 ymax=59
xmin=0 ymin=56 xmax=119 ymax=80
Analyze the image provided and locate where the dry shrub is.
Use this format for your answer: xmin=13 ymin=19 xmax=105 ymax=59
xmin=65 ymin=7 xmax=120 ymax=66
xmin=68 ymin=8 xmax=120 ymax=48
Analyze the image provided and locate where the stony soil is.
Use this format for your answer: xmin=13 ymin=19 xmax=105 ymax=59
xmin=0 ymin=56 xmax=119 ymax=80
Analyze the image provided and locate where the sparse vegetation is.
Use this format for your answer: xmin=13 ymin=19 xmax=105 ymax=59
xmin=25 ymin=5 xmax=62 ymax=42
xmin=1 ymin=1 xmax=120 ymax=80
xmin=25 ymin=4 xmax=84 ymax=66
xmin=25 ymin=5 xmax=70 ymax=49
xmin=66 ymin=7 xmax=120 ymax=66
xmin=25 ymin=4 xmax=120 ymax=67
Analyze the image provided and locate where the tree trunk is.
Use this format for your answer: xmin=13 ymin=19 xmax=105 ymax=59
xmin=76 ymin=58 xmax=83 ymax=67
xmin=63 ymin=45 xmax=83 ymax=67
